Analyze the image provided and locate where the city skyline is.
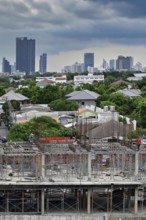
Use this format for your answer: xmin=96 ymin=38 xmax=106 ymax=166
xmin=0 ymin=0 xmax=146 ymax=72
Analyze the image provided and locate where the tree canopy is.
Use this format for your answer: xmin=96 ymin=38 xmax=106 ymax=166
xmin=49 ymin=99 xmax=79 ymax=111
xmin=7 ymin=116 xmax=73 ymax=141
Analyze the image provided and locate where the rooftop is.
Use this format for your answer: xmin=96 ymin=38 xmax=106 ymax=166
xmin=0 ymin=90 xmax=29 ymax=101
xmin=67 ymin=90 xmax=100 ymax=101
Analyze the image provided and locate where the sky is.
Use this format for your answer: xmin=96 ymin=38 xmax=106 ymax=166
xmin=1 ymin=0 xmax=146 ymax=72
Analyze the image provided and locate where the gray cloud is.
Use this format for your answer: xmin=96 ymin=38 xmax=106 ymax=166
xmin=0 ymin=0 xmax=145 ymax=62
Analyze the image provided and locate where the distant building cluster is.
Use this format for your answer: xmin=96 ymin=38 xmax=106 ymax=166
xmin=62 ymin=53 xmax=145 ymax=74
xmin=1 ymin=37 xmax=146 ymax=75
xmin=63 ymin=53 xmax=95 ymax=73
xmin=2 ymin=37 xmax=47 ymax=75
xmin=36 ymin=75 xmax=67 ymax=88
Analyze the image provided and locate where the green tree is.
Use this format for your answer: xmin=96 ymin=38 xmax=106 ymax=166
xmin=0 ymin=86 xmax=5 ymax=96
xmin=49 ymin=99 xmax=79 ymax=111
xmin=7 ymin=116 xmax=73 ymax=141
xmin=137 ymin=100 xmax=146 ymax=128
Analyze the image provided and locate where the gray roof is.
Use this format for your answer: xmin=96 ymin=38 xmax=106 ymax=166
xmin=67 ymin=90 xmax=100 ymax=101
xmin=116 ymin=89 xmax=141 ymax=97
xmin=0 ymin=90 xmax=29 ymax=101
xmin=65 ymin=91 xmax=80 ymax=98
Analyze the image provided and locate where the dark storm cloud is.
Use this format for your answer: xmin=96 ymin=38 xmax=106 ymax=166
xmin=88 ymin=0 xmax=146 ymax=18
xmin=0 ymin=0 xmax=146 ymax=56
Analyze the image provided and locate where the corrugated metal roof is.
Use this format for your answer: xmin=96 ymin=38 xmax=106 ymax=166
xmin=116 ymin=89 xmax=141 ymax=97
xmin=86 ymin=119 xmax=132 ymax=139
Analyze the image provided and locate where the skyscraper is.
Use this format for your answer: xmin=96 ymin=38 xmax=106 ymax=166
xmin=39 ymin=53 xmax=47 ymax=73
xmin=109 ymin=59 xmax=116 ymax=70
xmin=16 ymin=37 xmax=35 ymax=75
xmin=2 ymin=58 xmax=11 ymax=74
xmin=84 ymin=53 xmax=94 ymax=71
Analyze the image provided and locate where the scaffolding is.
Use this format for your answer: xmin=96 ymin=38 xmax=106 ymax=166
xmin=0 ymin=140 xmax=145 ymax=217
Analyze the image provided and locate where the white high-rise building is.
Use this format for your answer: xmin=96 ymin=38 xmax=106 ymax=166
xmin=109 ymin=59 xmax=116 ymax=70
xmin=63 ymin=62 xmax=84 ymax=73
xmin=134 ymin=62 xmax=142 ymax=71
xmin=102 ymin=59 xmax=108 ymax=69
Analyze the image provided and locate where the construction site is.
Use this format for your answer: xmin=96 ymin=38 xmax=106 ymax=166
xmin=0 ymin=135 xmax=145 ymax=220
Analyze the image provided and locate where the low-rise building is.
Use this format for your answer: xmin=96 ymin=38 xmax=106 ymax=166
xmin=0 ymin=90 xmax=29 ymax=105
xmin=66 ymin=89 xmax=100 ymax=108
xmin=74 ymin=73 xmax=104 ymax=86
xmin=36 ymin=75 xmax=67 ymax=84
xmin=115 ymin=89 xmax=141 ymax=97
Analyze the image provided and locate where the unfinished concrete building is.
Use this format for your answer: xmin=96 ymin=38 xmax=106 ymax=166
xmin=0 ymin=136 xmax=145 ymax=220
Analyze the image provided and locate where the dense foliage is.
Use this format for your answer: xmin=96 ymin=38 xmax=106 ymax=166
xmin=1 ymin=71 xmax=146 ymax=136
xmin=49 ymin=99 xmax=79 ymax=111
xmin=7 ymin=116 xmax=73 ymax=141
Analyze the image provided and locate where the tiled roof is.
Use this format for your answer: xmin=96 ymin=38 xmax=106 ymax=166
xmin=65 ymin=91 xmax=80 ymax=97
xmin=67 ymin=90 xmax=100 ymax=101
xmin=0 ymin=90 xmax=29 ymax=101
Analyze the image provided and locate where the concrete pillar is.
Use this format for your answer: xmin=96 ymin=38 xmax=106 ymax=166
xmin=87 ymin=188 xmax=91 ymax=214
xmin=135 ymin=152 xmax=139 ymax=176
xmin=127 ymin=189 xmax=131 ymax=210
xmin=88 ymin=152 xmax=91 ymax=181
xmin=6 ymin=191 xmax=9 ymax=213
xmin=37 ymin=191 xmax=40 ymax=213
xmin=122 ymin=153 xmax=125 ymax=171
xmin=110 ymin=188 xmax=113 ymax=213
xmin=22 ymin=191 xmax=24 ymax=213
xmin=41 ymin=189 xmax=45 ymax=215
xmin=134 ymin=187 xmax=138 ymax=214
xmin=83 ymin=189 xmax=87 ymax=210
xmin=41 ymin=154 xmax=45 ymax=179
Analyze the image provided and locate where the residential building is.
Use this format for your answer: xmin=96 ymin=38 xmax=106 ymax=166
xmin=115 ymin=89 xmax=141 ymax=97
xmin=0 ymin=90 xmax=29 ymax=105
xmin=116 ymin=56 xmax=134 ymax=70
xmin=66 ymin=89 xmax=100 ymax=108
xmin=63 ymin=62 xmax=84 ymax=73
xmin=74 ymin=73 xmax=104 ymax=86
xmin=36 ymin=76 xmax=55 ymax=82
xmin=55 ymin=75 xmax=67 ymax=84
xmin=36 ymin=75 xmax=67 ymax=84
xmin=111 ymin=80 xmax=132 ymax=89
xmin=71 ymin=62 xmax=84 ymax=73
xmin=16 ymin=37 xmax=35 ymax=75
xmin=37 ymin=79 xmax=55 ymax=88
xmin=87 ymin=66 xmax=98 ymax=73
xmin=63 ymin=65 xmax=72 ymax=73
xmin=84 ymin=53 xmax=94 ymax=71
xmin=2 ymin=57 xmax=11 ymax=74
xmin=39 ymin=53 xmax=47 ymax=73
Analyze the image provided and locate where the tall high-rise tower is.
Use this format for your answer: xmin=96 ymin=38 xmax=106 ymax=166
xmin=16 ymin=37 xmax=35 ymax=75
xmin=84 ymin=53 xmax=94 ymax=71
xmin=116 ymin=56 xmax=133 ymax=70
xmin=39 ymin=53 xmax=47 ymax=73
